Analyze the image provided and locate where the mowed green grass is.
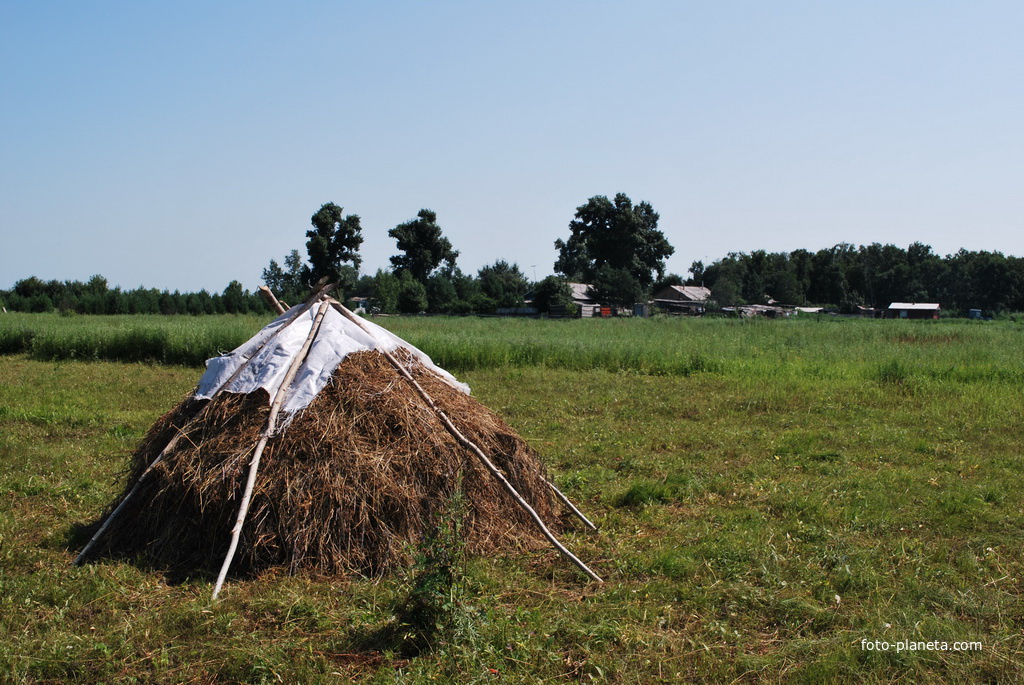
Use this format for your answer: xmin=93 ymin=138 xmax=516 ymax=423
xmin=0 ymin=315 xmax=1022 ymax=682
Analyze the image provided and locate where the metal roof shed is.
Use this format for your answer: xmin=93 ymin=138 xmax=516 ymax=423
xmin=887 ymin=302 xmax=941 ymax=319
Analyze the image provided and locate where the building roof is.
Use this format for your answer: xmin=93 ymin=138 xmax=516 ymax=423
xmin=568 ymin=282 xmax=597 ymax=303
xmin=655 ymin=285 xmax=712 ymax=302
xmin=888 ymin=302 xmax=941 ymax=310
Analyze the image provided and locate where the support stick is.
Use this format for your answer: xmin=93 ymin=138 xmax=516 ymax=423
xmin=544 ymin=478 xmax=598 ymax=531
xmin=329 ymin=301 xmax=603 ymax=583
xmin=258 ymin=286 xmax=286 ymax=315
xmin=211 ymin=298 xmax=332 ymax=600
xmin=73 ymin=286 xmax=332 ymax=567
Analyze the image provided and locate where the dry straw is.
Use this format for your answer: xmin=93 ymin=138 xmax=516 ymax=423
xmin=81 ymin=342 xmax=581 ymax=579
xmin=76 ymin=289 xmax=601 ymax=593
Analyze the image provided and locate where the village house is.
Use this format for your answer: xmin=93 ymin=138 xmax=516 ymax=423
xmin=652 ymin=285 xmax=712 ymax=315
xmin=567 ymin=282 xmax=601 ymax=317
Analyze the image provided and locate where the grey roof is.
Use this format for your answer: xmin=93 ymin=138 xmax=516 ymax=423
xmin=657 ymin=285 xmax=711 ymax=302
xmin=568 ymin=282 xmax=597 ymax=303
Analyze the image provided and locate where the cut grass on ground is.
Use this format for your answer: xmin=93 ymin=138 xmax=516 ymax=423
xmin=0 ymin=316 xmax=1022 ymax=681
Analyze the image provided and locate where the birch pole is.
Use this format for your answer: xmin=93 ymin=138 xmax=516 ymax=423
xmin=329 ymin=301 xmax=603 ymax=583
xmin=211 ymin=298 xmax=332 ymax=600
xmin=73 ymin=285 xmax=332 ymax=567
xmin=544 ymin=478 xmax=598 ymax=531
xmin=258 ymin=286 xmax=286 ymax=315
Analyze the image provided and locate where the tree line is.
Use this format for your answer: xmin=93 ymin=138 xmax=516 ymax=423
xmin=0 ymin=275 xmax=274 ymax=315
xmin=3 ymin=195 xmax=1022 ymax=316
xmin=692 ymin=243 xmax=1024 ymax=314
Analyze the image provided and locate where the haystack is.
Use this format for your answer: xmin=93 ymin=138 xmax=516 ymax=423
xmin=75 ymin=286 xmax=599 ymax=597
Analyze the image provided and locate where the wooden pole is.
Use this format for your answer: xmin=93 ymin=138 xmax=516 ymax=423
xmin=258 ymin=286 xmax=286 ymax=315
xmin=211 ymin=298 xmax=332 ymax=600
xmin=329 ymin=300 xmax=603 ymax=583
xmin=544 ymin=478 xmax=598 ymax=531
xmin=73 ymin=286 xmax=333 ymax=567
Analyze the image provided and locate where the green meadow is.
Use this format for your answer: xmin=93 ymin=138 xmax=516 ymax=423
xmin=1 ymin=314 xmax=1022 ymax=682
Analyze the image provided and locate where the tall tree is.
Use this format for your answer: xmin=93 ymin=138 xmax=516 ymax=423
xmin=554 ymin=193 xmax=674 ymax=292
xmin=389 ymin=209 xmax=459 ymax=283
xmin=305 ymin=203 xmax=364 ymax=289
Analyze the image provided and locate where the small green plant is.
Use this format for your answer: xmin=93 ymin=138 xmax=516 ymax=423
xmin=875 ymin=358 xmax=910 ymax=385
xmin=614 ymin=472 xmax=703 ymax=507
xmin=359 ymin=484 xmax=480 ymax=659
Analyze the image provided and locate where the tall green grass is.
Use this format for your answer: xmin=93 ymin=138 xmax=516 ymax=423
xmin=3 ymin=313 xmax=1023 ymax=387
xmin=385 ymin=315 xmax=1024 ymax=383
xmin=0 ymin=313 xmax=265 ymax=365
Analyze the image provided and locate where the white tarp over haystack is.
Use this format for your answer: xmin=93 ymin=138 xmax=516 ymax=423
xmin=196 ymin=304 xmax=469 ymax=421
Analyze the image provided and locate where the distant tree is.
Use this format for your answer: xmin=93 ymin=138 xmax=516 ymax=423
xmin=737 ymin=250 xmax=768 ymax=303
xmin=478 ymin=260 xmax=529 ymax=309
xmin=352 ymin=272 xmax=377 ymax=295
xmin=766 ymin=257 xmax=803 ymax=304
xmin=28 ymin=293 xmax=54 ymax=313
xmin=158 ymin=291 xmax=180 ymax=315
xmin=426 ymin=273 xmax=460 ymax=313
xmin=131 ymin=288 xmax=161 ymax=315
xmin=222 ymin=280 xmax=249 ymax=314
xmin=449 ymin=268 xmax=482 ymax=314
xmin=697 ymin=253 xmax=746 ymax=305
xmin=305 ymin=203 xmax=364 ymax=294
xmin=262 ymin=249 xmax=307 ymax=303
xmin=532 ymin=275 xmax=575 ymax=315
xmin=653 ymin=273 xmax=685 ymax=294
xmin=370 ymin=269 xmax=400 ymax=314
xmin=789 ymin=249 xmax=814 ymax=299
xmin=85 ymin=274 xmax=108 ymax=295
xmin=389 ymin=209 xmax=459 ymax=283
xmin=808 ymin=243 xmax=858 ymax=307
xmin=13 ymin=276 xmax=47 ymax=299
xmin=261 ymin=202 xmax=363 ymax=301
xmin=946 ymin=249 xmax=1021 ymax=314
xmin=192 ymin=290 xmax=215 ymax=315
xmin=709 ymin=276 xmax=741 ymax=308
xmin=859 ymin=242 xmax=910 ymax=308
xmin=590 ymin=265 xmax=647 ymax=307
xmin=554 ymin=193 xmax=674 ymax=291
xmin=397 ymin=271 xmax=429 ymax=313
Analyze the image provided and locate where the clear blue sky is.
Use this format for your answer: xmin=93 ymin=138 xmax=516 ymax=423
xmin=2 ymin=1 xmax=1021 ymax=292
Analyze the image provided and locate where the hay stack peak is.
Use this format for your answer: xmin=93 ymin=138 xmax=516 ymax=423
xmin=75 ymin=288 xmax=600 ymax=597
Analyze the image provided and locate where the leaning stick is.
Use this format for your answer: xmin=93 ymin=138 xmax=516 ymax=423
xmin=544 ymin=478 xmax=598 ymax=531
xmin=329 ymin=301 xmax=603 ymax=583
xmin=72 ymin=286 xmax=332 ymax=567
xmin=258 ymin=286 xmax=286 ymax=315
xmin=211 ymin=298 xmax=332 ymax=600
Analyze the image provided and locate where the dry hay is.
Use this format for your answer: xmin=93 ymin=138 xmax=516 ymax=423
xmin=92 ymin=350 xmax=558 ymax=577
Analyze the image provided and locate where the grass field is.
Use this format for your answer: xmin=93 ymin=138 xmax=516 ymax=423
xmin=1 ymin=314 xmax=1022 ymax=682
